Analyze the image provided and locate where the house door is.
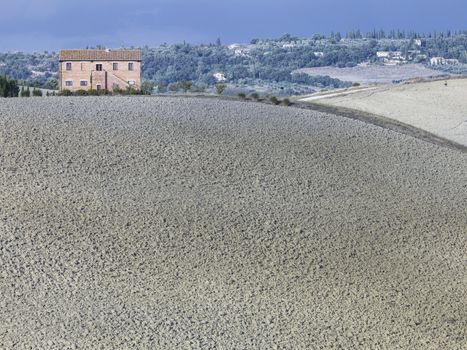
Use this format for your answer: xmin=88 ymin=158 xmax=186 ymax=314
xmin=96 ymin=84 xmax=101 ymax=91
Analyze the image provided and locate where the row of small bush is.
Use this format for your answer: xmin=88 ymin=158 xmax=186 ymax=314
xmin=150 ymin=81 xmax=210 ymax=94
xmin=268 ymin=96 xmax=291 ymax=106
xmin=161 ymin=81 xmax=220 ymax=94
xmin=20 ymin=86 xmax=43 ymax=97
xmin=58 ymin=87 xmax=143 ymax=97
xmin=236 ymin=92 xmax=292 ymax=106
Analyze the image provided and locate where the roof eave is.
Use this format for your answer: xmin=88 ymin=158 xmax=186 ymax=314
xmin=59 ymin=59 xmax=141 ymax=61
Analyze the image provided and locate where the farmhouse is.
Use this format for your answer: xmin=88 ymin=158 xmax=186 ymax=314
xmin=59 ymin=49 xmax=141 ymax=92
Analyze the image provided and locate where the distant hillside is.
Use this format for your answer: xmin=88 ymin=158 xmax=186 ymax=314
xmin=0 ymin=51 xmax=58 ymax=89
xmin=1 ymin=31 xmax=467 ymax=94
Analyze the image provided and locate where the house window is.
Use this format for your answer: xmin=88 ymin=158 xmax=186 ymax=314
xmin=128 ymin=62 xmax=134 ymax=71
xmin=80 ymin=80 xmax=88 ymax=87
xmin=113 ymin=63 xmax=118 ymax=70
xmin=65 ymin=80 xmax=73 ymax=87
xmin=96 ymin=64 xmax=103 ymax=71
xmin=66 ymin=62 xmax=72 ymax=71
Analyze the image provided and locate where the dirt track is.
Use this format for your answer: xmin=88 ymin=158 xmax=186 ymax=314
xmin=0 ymin=97 xmax=466 ymax=349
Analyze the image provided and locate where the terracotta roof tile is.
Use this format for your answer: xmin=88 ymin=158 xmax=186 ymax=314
xmin=59 ymin=49 xmax=141 ymax=61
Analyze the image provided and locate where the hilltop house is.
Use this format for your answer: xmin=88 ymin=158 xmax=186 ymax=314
xmin=227 ymin=44 xmax=250 ymax=57
xmin=59 ymin=49 xmax=141 ymax=92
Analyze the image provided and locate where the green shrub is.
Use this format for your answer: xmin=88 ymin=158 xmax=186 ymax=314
xmin=250 ymin=92 xmax=259 ymax=101
xmin=157 ymin=83 xmax=166 ymax=93
xmin=141 ymin=81 xmax=155 ymax=95
xmin=113 ymin=87 xmax=123 ymax=95
xmin=32 ymin=88 xmax=43 ymax=97
xmin=216 ymin=84 xmax=226 ymax=95
xmin=282 ymin=98 xmax=291 ymax=106
xmin=168 ymin=83 xmax=179 ymax=93
xmin=269 ymin=96 xmax=280 ymax=105
xmin=21 ymin=86 xmax=31 ymax=97
xmin=88 ymin=89 xmax=99 ymax=96
xmin=126 ymin=86 xmax=138 ymax=95
xmin=238 ymin=92 xmax=246 ymax=100
xmin=75 ymin=89 xmax=88 ymax=96
xmin=179 ymin=80 xmax=192 ymax=93
xmin=59 ymin=89 xmax=72 ymax=96
xmin=352 ymin=82 xmax=361 ymax=87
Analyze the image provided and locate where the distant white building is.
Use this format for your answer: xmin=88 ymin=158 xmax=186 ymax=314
xmin=377 ymin=51 xmax=406 ymax=65
xmin=227 ymin=44 xmax=250 ymax=57
xmin=213 ymin=72 xmax=227 ymax=82
xmin=376 ymin=51 xmax=390 ymax=58
xmin=313 ymin=52 xmax=324 ymax=57
xmin=430 ymin=57 xmax=444 ymax=65
xmin=414 ymin=39 xmax=422 ymax=47
xmin=31 ymin=70 xmax=46 ymax=77
xmin=430 ymin=57 xmax=459 ymax=65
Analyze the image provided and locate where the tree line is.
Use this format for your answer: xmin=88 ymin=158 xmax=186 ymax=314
xmin=0 ymin=76 xmax=19 ymax=97
xmin=1 ymin=30 xmax=467 ymax=93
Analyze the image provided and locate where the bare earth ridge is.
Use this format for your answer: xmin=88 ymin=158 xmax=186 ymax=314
xmin=295 ymin=64 xmax=452 ymax=84
xmin=300 ymin=78 xmax=467 ymax=148
xmin=0 ymin=97 xmax=466 ymax=349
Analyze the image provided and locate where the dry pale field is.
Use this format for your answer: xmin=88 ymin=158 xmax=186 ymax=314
xmin=301 ymin=78 xmax=467 ymax=148
xmin=295 ymin=63 xmax=452 ymax=84
xmin=0 ymin=97 xmax=466 ymax=349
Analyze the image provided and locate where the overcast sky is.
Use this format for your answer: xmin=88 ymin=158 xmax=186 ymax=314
xmin=1 ymin=0 xmax=466 ymax=51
